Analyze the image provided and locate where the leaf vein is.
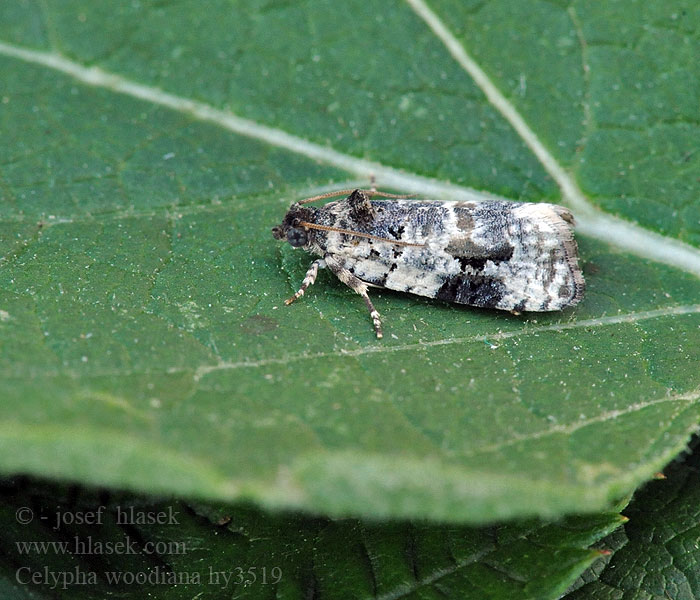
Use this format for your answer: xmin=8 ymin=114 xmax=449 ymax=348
xmin=459 ymin=387 xmax=700 ymax=459
xmin=193 ymin=304 xmax=700 ymax=379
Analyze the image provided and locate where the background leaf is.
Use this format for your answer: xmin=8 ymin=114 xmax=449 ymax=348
xmin=565 ymin=440 xmax=700 ymax=600
xmin=0 ymin=475 xmax=623 ymax=600
xmin=0 ymin=0 xmax=699 ymax=522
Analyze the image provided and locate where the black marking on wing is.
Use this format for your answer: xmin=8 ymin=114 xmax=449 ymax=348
xmin=457 ymin=256 xmax=485 ymax=272
xmin=388 ymin=224 xmax=405 ymax=240
xmin=453 ymin=244 xmax=514 ymax=274
xmin=435 ymin=273 xmax=506 ymax=308
xmin=542 ymin=247 xmax=560 ymax=288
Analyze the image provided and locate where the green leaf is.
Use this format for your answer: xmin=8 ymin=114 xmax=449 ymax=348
xmin=0 ymin=477 xmax=624 ymax=600
xmin=565 ymin=442 xmax=700 ymax=600
xmin=0 ymin=1 xmax=699 ymax=521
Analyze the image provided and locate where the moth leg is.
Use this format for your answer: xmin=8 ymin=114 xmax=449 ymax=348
xmin=325 ymin=256 xmax=383 ymax=339
xmin=285 ymin=259 xmax=325 ymax=305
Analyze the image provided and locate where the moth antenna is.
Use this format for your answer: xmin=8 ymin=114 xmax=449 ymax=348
xmin=298 ymin=221 xmax=424 ymax=248
xmin=297 ymin=188 xmax=417 ymax=204
xmin=297 ymin=189 xmax=358 ymax=205
xmin=366 ymin=190 xmax=415 ymax=199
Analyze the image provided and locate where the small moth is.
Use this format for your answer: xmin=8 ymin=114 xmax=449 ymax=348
xmin=272 ymin=188 xmax=585 ymax=338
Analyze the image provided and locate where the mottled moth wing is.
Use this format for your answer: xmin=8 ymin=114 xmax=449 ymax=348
xmin=321 ymin=199 xmax=584 ymax=312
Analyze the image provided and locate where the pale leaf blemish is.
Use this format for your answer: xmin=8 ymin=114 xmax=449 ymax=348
xmin=176 ymin=300 xmax=208 ymax=331
xmin=577 ymin=461 xmax=623 ymax=483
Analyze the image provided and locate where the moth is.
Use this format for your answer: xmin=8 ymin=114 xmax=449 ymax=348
xmin=272 ymin=188 xmax=585 ymax=338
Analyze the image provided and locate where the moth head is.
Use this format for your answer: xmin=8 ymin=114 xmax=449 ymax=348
xmin=271 ymin=203 xmax=316 ymax=249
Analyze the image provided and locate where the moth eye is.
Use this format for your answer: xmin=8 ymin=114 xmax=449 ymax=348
xmin=287 ymin=227 xmax=308 ymax=247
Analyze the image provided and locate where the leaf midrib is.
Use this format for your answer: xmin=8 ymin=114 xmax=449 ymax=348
xmin=0 ymin=39 xmax=699 ymax=278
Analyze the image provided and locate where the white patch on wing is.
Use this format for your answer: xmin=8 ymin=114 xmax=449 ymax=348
xmin=494 ymin=203 xmax=576 ymax=310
